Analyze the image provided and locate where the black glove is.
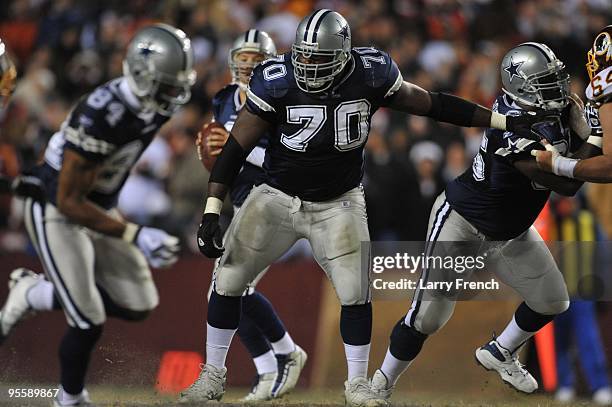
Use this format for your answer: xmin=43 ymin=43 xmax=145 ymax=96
xmin=506 ymin=110 xmax=560 ymax=140
xmin=11 ymin=175 xmax=46 ymax=201
xmin=197 ymin=213 xmax=224 ymax=258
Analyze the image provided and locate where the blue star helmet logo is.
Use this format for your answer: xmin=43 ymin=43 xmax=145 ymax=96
xmin=334 ymin=22 xmax=349 ymax=46
xmin=137 ymin=41 xmax=161 ymax=58
xmin=504 ymin=56 xmax=524 ymax=83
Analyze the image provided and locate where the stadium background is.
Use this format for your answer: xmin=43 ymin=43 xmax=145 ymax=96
xmin=0 ymin=0 xmax=612 ymax=405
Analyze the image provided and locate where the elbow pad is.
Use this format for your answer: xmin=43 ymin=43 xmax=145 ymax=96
xmin=209 ymin=134 xmax=248 ymax=186
xmin=427 ymin=92 xmax=478 ymax=126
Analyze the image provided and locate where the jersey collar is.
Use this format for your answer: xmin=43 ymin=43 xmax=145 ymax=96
xmin=117 ymin=77 xmax=156 ymax=122
xmin=118 ymin=78 xmax=142 ymax=111
xmin=233 ymin=85 xmax=243 ymax=111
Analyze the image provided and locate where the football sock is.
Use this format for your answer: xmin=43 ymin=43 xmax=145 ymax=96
xmin=237 ymin=313 xmax=273 ymax=359
xmin=271 ymin=332 xmax=296 ymax=355
xmin=497 ymin=302 xmax=555 ymax=354
xmin=206 ymin=291 xmax=241 ymax=369
xmin=26 ymin=277 xmax=55 ymax=311
xmin=344 ymin=343 xmax=370 ymax=380
xmin=340 ymin=303 xmax=372 ymax=380
xmin=380 ymin=349 xmax=413 ymax=387
xmin=206 ymin=324 xmax=236 ymax=369
xmin=253 ymin=350 xmax=278 ymax=375
xmin=496 ymin=316 xmax=531 ymax=354
xmin=59 ymin=325 xmax=103 ymax=395
xmin=242 ymin=291 xmax=288 ymax=344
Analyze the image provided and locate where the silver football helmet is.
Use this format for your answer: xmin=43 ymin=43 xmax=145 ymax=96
xmin=501 ymin=42 xmax=569 ymax=111
xmin=123 ymin=23 xmax=196 ymax=115
xmin=292 ymin=9 xmax=351 ymax=93
xmin=229 ymin=29 xmax=276 ymax=89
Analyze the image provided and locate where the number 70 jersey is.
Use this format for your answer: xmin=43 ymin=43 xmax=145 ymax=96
xmin=245 ymin=47 xmax=403 ymax=201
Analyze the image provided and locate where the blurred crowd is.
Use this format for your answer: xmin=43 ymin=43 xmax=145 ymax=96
xmin=0 ymin=0 xmax=611 ymax=250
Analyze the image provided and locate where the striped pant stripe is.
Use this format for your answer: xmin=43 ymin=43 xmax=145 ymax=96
xmin=405 ymin=200 xmax=452 ymax=327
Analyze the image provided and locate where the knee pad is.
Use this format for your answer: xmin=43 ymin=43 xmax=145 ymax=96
xmin=525 ymin=299 xmax=570 ymax=316
xmin=389 ymin=318 xmax=428 ymax=361
xmin=214 ymin=266 xmax=251 ymax=297
xmin=340 ymin=303 xmax=372 ymax=345
xmin=417 ymin=317 xmax=447 ymax=335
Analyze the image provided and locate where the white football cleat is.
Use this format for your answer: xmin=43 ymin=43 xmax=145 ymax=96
xmin=370 ymin=369 xmax=394 ymax=402
xmin=475 ymin=338 xmax=538 ymax=394
xmin=242 ymin=372 xmax=276 ymax=401
xmin=344 ymin=376 xmax=389 ymax=407
xmin=0 ymin=268 xmax=39 ymax=344
xmin=593 ymin=387 xmax=612 ymax=405
xmin=271 ymin=344 xmax=308 ymax=398
xmin=53 ymin=387 xmax=91 ymax=406
xmin=555 ymin=387 xmax=575 ymax=403
xmin=179 ymin=363 xmax=226 ymax=402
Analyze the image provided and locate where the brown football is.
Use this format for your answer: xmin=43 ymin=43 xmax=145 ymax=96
xmin=198 ymin=121 xmax=226 ymax=172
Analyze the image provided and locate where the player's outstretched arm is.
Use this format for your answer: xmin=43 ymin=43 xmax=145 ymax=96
xmin=198 ymin=108 xmax=270 ymax=258
xmin=534 ymin=103 xmax=612 ymax=182
xmin=514 ymin=159 xmax=583 ymax=196
xmin=387 ymin=81 xmax=552 ymax=138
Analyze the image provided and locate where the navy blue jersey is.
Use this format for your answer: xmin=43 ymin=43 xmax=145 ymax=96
xmin=36 ymin=78 xmax=170 ymax=209
xmin=245 ymin=47 xmax=403 ymax=201
xmin=212 ymin=84 xmax=268 ymax=207
xmin=446 ymin=94 xmax=582 ymax=240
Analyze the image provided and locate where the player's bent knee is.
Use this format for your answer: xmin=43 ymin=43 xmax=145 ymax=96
xmin=416 ymin=318 xmax=446 ymax=335
xmin=336 ymin=284 xmax=369 ymax=306
xmin=214 ymin=267 xmax=253 ymax=297
xmin=528 ymin=299 xmax=570 ymax=316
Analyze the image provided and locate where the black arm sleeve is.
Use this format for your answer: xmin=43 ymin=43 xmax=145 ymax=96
xmin=209 ymin=134 xmax=248 ymax=186
xmin=426 ymin=92 xmax=491 ymax=127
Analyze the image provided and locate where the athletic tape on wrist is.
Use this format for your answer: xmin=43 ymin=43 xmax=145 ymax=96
xmin=204 ymin=197 xmax=223 ymax=215
xmin=122 ymin=222 xmax=140 ymax=243
xmin=490 ymin=112 xmax=507 ymax=130
xmin=553 ymin=156 xmax=578 ymax=178
xmin=587 ymin=135 xmax=603 ymax=149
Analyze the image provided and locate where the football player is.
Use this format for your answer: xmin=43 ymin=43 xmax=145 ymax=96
xmin=0 ymin=24 xmax=194 ymax=406
xmin=370 ymin=43 xmax=601 ymax=402
xmin=0 ymin=39 xmax=15 ymax=109
xmin=198 ymin=29 xmax=307 ymax=401
xmin=532 ymin=26 xmax=611 ymax=181
xmin=184 ymin=10 xmax=553 ymax=406
xmin=0 ymin=38 xmax=17 ymax=191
